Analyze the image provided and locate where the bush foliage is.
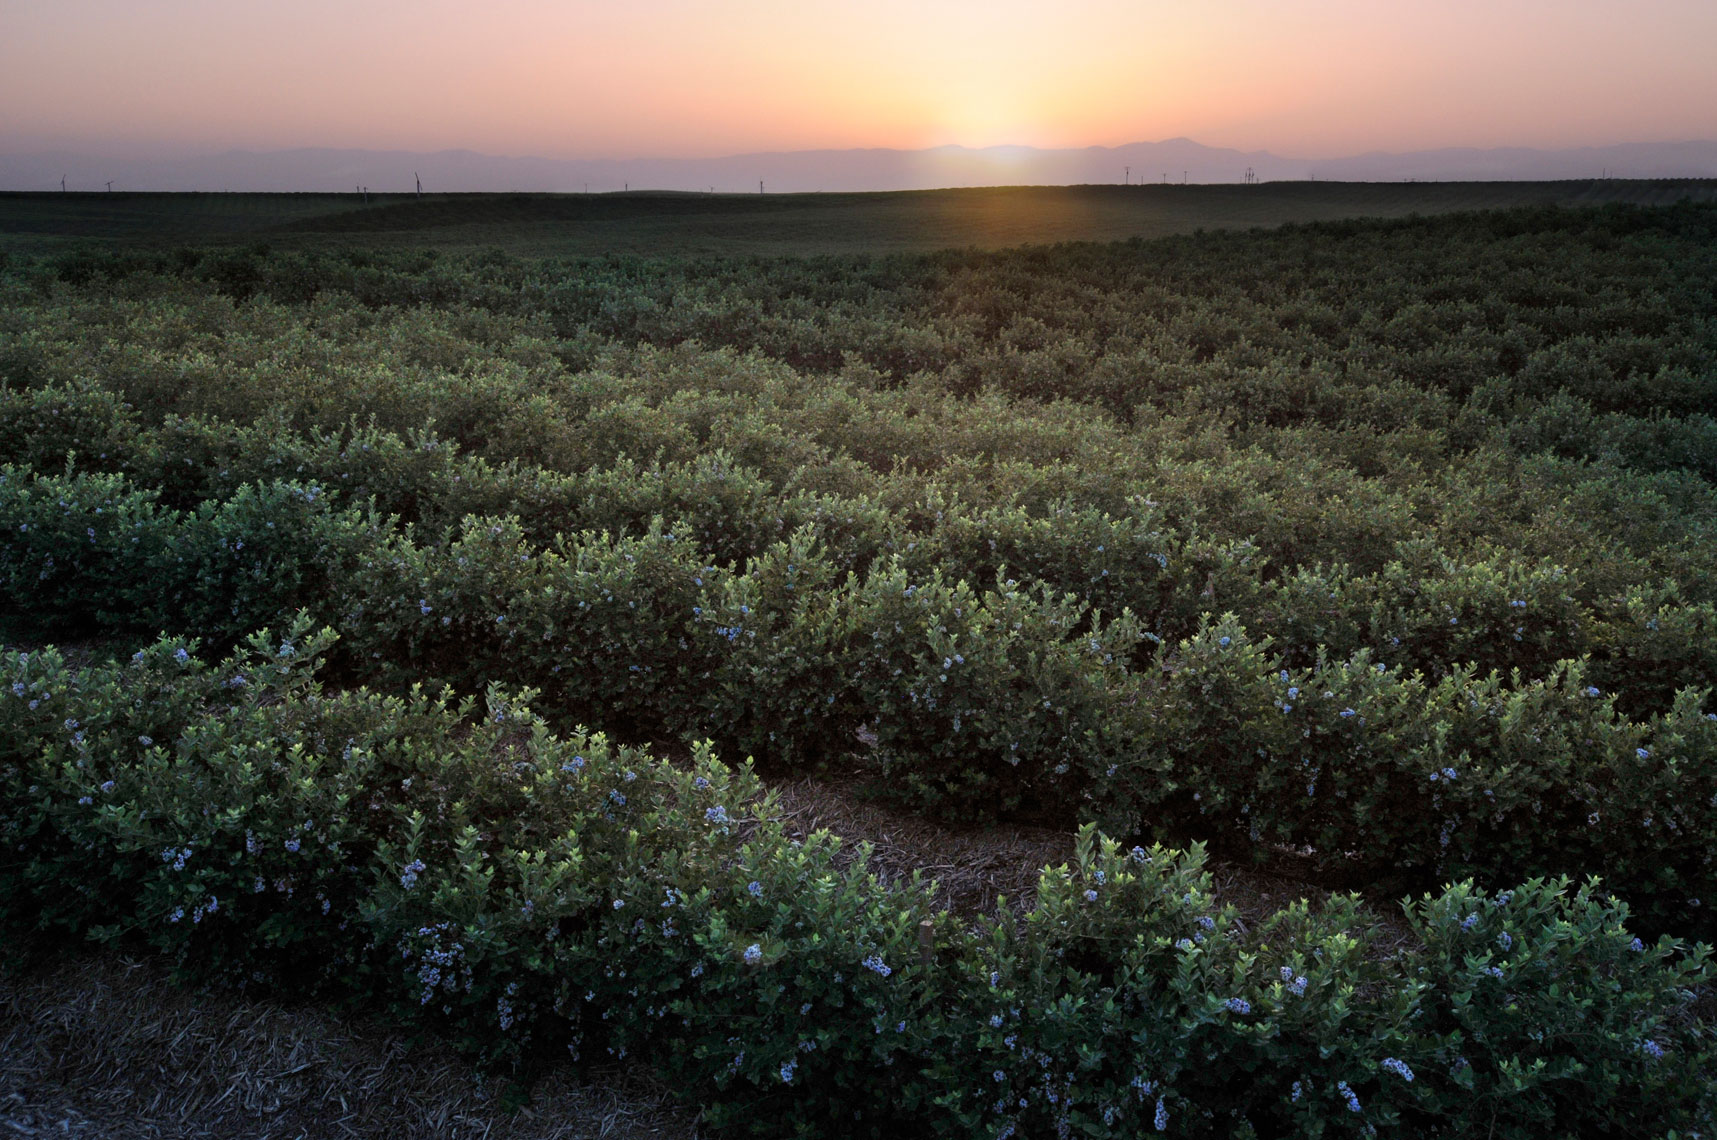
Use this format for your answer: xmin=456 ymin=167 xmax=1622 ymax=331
xmin=2 ymin=626 xmax=1711 ymax=1136
xmin=4 ymin=202 xmax=1717 ymax=1132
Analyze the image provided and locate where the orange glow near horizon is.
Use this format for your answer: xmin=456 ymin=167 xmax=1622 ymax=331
xmin=3 ymin=0 xmax=1716 ymax=159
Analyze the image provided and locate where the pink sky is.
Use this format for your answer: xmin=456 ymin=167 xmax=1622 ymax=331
xmin=3 ymin=0 xmax=1715 ymax=159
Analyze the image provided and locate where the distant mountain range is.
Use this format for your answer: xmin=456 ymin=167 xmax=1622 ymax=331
xmin=5 ymin=138 xmax=1717 ymax=194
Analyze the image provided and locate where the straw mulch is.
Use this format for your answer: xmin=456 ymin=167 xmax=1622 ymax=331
xmin=0 ymin=954 xmax=699 ymax=1140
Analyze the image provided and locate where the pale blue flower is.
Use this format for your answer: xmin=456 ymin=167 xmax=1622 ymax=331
xmin=400 ymin=860 xmax=426 ymax=889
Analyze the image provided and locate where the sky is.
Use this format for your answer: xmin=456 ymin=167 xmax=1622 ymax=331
xmin=3 ymin=0 xmax=1716 ymax=160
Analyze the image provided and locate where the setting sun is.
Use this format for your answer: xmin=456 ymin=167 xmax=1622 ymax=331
xmin=4 ymin=0 xmax=1716 ymax=160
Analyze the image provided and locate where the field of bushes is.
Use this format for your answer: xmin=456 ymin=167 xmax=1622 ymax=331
xmin=3 ymin=200 xmax=1716 ymax=1135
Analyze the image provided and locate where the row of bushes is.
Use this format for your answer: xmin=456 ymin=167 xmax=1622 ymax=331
xmin=14 ymin=205 xmax=1715 ymax=427
xmin=6 ymin=376 xmax=1716 ymax=716
xmin=6 ymin=465 xmax=1713 ymax=938
xmin=2 ymin=622 xmax=1711 ymax=1137
xmin=6 ymin=210 xmax=1715 ymax=570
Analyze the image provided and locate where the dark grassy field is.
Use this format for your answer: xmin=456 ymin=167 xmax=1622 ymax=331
xmin=4 ymin=178 xmax=1716 ymax=256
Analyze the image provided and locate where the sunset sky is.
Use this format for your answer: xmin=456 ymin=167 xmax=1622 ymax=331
xmin=3 ymin=0 xmax=1715 ymax=160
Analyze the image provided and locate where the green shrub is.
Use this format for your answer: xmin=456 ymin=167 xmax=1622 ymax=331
xmin=3 ymin=628 xmax=1711 ymax=1136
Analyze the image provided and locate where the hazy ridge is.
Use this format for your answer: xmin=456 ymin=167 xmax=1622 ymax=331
xmin=6 ymin=138 xmax=1717 ymax=194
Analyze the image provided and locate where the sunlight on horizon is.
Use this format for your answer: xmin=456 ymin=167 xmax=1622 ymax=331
xmin=2 ymin=0 xmax=1716 ymax=159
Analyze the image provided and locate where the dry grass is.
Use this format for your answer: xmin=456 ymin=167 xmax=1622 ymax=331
xmin=0 ymin=955 xmax=700 ymax=1140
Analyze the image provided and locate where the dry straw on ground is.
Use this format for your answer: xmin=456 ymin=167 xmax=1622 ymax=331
xmin=0 ymin=955 xmax=699 ymax=1140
